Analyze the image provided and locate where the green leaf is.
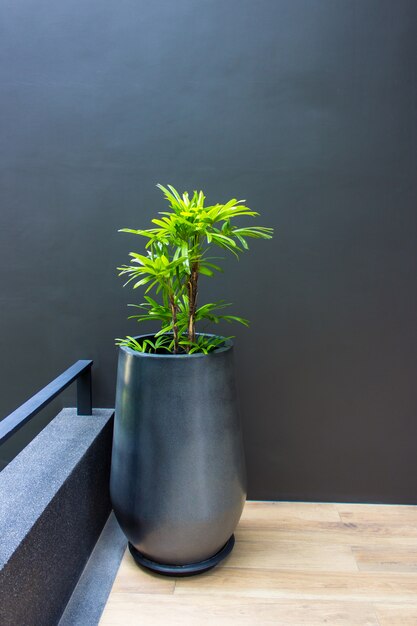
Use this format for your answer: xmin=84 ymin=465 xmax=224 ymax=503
xmin=198 ymin=266 xmax=213 ymax=277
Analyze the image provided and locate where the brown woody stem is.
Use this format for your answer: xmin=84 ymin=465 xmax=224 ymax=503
xmin=169 ymin=295 xmax=179 ymax=354
xmin=187 ymin=262 xmax=199 ymax=349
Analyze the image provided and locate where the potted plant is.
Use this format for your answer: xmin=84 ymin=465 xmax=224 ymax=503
xmin=110 ymin=184 xmax=273 ymax=575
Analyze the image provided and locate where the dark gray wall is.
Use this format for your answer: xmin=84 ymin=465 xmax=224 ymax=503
xmin=1 ymin=0 xmax=417 ymax=501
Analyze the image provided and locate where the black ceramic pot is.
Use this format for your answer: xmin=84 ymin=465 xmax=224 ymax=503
xmin=110 ymin=334 xmax=247 ymax=576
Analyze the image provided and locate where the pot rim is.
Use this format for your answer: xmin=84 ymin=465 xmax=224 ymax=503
xmin=119 ymin=332 xmax=234 ymax=359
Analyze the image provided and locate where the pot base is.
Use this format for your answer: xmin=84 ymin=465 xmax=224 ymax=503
xmin=128 ymin=535 xmax=235 ymax=577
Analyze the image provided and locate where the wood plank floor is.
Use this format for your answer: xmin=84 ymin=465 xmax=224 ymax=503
xmin=100 ymin=502 xmax=417 ymax=625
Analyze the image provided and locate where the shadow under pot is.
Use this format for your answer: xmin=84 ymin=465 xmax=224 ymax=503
xmin=110 ymin=334 xmax=247 ymax=576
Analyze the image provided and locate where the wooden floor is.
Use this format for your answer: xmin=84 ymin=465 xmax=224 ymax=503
xmin=100 ymin=502 xmax=417 ymax=625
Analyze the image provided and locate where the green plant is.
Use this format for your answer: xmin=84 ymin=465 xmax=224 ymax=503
xmin=116 ymin=184 xmax=273 ymax=354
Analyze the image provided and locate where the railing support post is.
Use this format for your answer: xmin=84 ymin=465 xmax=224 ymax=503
xmin=77 ymin=364 xmax=92 ymax=415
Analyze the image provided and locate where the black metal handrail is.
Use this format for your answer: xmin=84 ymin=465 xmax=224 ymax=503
xmin=0 ymin=360 xmax=93 ymax=445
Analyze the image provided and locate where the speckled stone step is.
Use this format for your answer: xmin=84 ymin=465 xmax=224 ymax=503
xmin=0 ymin=408 xmax=114 ymax=626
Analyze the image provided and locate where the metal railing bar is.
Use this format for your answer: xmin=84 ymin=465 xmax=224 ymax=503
xmin=0 ymin=360 xmax=93 ymax=445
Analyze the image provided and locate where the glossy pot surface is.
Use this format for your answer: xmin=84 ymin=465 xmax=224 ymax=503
xmin=110 ymin=335 xmax=247 ymax=566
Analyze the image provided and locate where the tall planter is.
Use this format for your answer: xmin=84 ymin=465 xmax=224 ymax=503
xmin=110 ymin=334 xmax=246 ymax=576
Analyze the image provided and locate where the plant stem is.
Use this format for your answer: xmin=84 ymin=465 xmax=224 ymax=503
xmin=169 ymin=294 xmax=179 ymax=354
xmin=187 ymin=261 xmax=199 ymax=348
